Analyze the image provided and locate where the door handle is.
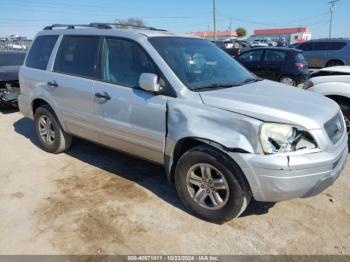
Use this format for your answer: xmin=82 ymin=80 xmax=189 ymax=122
xmin=47 ymin=81 xmax=58 ymax=87
xmin=95 ymin=92 xmax=111 ymax=100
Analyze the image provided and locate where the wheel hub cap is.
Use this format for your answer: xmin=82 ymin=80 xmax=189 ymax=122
xmin=186 ymin=163 xmax=229 ymax=210
xmin=38 ymin=115 xmax=55 ymax=145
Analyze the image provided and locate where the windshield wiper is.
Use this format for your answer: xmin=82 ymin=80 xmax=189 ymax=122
xmin=239 ymin=77 xmax=263 ymax=85
xmin=194 ymin=83 xmax=240 ymax=91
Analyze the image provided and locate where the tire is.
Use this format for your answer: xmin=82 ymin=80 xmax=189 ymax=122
xmin=34 ymin=105 xmax=72 ymax=153
xmin=174 ymin=145 xmax=251 ymax=223
xmin=326 ymin=60 xmax=344 ymax=67
xmin=280 ymin=75 xmax=296 ymax=86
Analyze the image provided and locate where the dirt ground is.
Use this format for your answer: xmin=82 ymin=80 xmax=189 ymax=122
xmin=0 ymin=109 xmax=349 ymax=255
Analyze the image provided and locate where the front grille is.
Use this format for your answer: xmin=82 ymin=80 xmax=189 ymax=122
xmin=324 ymin=112 xmax=345 ymax=144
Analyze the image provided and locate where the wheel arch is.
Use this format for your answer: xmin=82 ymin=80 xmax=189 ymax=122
xmin=326 ymin=59 xmax=345 ymax=67
xmin=31 ymin=98 xmax=68 ymax=132
xmin=164 ymin=137 xmax=250 ymax=188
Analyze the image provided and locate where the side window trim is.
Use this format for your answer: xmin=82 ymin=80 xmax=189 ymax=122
xmin=47 ymin=35 xmax=64 ymax=72
xmin=52 ymin=35 xmax=102 ymax=80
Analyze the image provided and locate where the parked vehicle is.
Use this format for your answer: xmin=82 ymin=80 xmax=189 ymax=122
xmin=296 ymin=39 xmax=350 ymax=68
xmin=0 ymin=50 xmax=26 ymax=107
xmin=19 ymin=23 xmax=348 ymax=223
xmin=250 ymin=39 xmax=269 ymax=48
xmin=213 ymin=40 xmax=240 ymax=57
xmin=237 ymin=47 xmax=310 ymax=86
xmin=303 ymin=66 xmax=350 ymax=137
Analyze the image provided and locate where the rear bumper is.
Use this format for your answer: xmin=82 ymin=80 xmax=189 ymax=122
xmin=18 ymin=94 xmax=33 ymax=119
xmin=229 ymin=134 xmax=348 ymax=202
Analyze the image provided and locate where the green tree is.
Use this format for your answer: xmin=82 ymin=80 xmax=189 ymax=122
xmin=235 ymin=27 xmax=247 ymax=37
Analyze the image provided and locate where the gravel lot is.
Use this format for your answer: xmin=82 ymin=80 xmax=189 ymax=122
xmin=0 ymin=109 xmax=349 ymax=255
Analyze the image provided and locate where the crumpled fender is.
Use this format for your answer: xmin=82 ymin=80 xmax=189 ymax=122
xmin=164 ymin=98 xmax=262 ymax=181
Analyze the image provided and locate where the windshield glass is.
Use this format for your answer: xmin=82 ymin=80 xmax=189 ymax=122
xmin=149 ymin=37 xmax=256 ymax=91
xmin=0 ymin=52 xmax=26 ymax=66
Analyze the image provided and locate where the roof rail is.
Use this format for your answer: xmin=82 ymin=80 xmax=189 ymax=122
xmin=43 ymin=23 xmax=166 ymax=31
xmin=43 ymin=24 xmax=112 ymax=30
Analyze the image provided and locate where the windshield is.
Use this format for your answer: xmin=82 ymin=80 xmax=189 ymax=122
xmin=0 ymin=52 xmax=26 ymax=66
xmin=149 ymin=37 xmax=256 ymax=91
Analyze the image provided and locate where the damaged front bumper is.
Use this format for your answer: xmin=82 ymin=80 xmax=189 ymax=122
xmin=229 ymin=133 xmax=348 ymax=202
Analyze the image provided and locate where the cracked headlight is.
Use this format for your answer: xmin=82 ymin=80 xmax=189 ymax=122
xmin=259 ymin=123 xmax=318 ymax=154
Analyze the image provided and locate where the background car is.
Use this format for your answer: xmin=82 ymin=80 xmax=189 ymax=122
xmin=0 ymin=50 xmax=26 ymax=107
xmin=237 ymin=47 xmax=309 ymax=86
xmin=303 ymin=66 xmax=350 ymax=137
xmin=296 ymin=39 xmax=350 ymax=68
xmin=212 ymin=40 xmax=240 ymax=57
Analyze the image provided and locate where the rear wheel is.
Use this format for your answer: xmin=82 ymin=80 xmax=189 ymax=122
xmin=326 ymin=60 xmax=344 ymax=67
xmin=174 ymin=145 xmax=251 ymax=223
xmin=280 ymin=76 xmax=296 ymax=86
xmin=34 ymin=105 xmax=72 ymax=153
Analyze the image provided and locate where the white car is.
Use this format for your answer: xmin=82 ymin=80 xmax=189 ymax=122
xmin=303 ymin=66 xmax=350 ymax=133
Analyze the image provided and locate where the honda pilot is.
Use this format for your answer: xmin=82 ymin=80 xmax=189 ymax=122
xmin=18 ymin=23 xmax=348 ymax=223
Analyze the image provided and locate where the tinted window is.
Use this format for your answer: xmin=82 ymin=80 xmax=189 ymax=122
xmin=313 ymin=42 xmax=331 ymax=51
xmin=264 ymin=50 xmax=286 ymax=62
xmin=26 ymin=35 xmax=58 ymax=70
xmin=297 ymin=42 xmax=312 ymax=51
xmin=330 ymin=42 xmax=347 ymax=50
xmin=150 ymin=37 xmax=255 ymax=91
xmin=54 ymin=36 xmax=100 ymax=78
xmin=101 ymin=38 xmax=157 ymax=87
xmin=0 ymin=52 xmax=26 ymax=66
xmin=296 ymin=53 xmax=307 ymax=65
xmin=239 ymin=50 xmax=264 ymax=62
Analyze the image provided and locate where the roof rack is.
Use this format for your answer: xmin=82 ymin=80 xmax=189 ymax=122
xmin=43 ymin=23 xmax=167 ymax=32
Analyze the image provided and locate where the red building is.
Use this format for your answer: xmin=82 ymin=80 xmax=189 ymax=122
xmin=193 ymin=31 xmax=237 ymax=40
xmin=253 ymin=27 xmax=312 ymax=44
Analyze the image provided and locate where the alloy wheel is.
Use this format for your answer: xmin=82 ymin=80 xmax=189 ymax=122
xmin=186 ymin=163 xmax=229 ymax=210
xmin=38 ymin=115 xmax=56 ymax=145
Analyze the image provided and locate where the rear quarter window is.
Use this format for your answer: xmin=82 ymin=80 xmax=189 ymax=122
xmin=330 ymin=42 xmax=347 ymax=50
xmin=26 ymin=35 xmax=58 ymax=70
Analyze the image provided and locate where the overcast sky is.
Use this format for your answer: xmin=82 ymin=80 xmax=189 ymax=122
xmin=1 ymin=0 xmax=349 ymax=39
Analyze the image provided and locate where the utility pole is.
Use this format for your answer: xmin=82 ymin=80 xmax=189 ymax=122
xmin=329 ymin=0 xmax=340 ymax=39
xmin=213 ymin=0 xmax=217 ymax=41
xmin=229 ymin=17 xmax=233 ymax=38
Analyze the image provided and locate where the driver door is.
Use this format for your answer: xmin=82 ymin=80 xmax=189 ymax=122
xmin=93 ymin=37 xmax=168 ymax=163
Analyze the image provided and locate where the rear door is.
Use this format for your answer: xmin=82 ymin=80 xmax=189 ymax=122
xmin=237 ymin=50 xmax=265 ymax=77
xmin=47 ymin=35 xmax=100 ymax=140
xmin=262 ymin=50 xmax=286 ymax=81
xmin=92 ymin=37 xmax=167 ymax=163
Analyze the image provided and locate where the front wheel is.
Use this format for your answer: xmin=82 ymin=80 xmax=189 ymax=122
xmin=175 ymin=145 xmax=251 ymax=223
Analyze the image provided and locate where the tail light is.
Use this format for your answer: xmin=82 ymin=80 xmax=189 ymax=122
xmin=295 ymin=63 xmax=304 ymax=70
xmin=303 ymin=80 xmax=314 ymax=89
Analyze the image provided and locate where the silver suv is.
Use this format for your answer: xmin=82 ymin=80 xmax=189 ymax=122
xmin=297 ymin=39 xmax=350 ymax=68
xmin=18 ymin=23 xmax=348 ymax=223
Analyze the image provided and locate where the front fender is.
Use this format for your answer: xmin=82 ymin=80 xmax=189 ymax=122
xmin=164 ymin=99 xmax=262 ymax=182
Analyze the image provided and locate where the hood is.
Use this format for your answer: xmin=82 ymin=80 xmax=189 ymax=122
xmin=0 ymin=66 xmax=20 ymax=82
xmin=199 ymin=80 xmax=339 ymax=130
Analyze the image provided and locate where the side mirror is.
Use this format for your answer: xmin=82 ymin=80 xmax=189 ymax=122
xmin=139 ymin=73 xmax=161 ymax=93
